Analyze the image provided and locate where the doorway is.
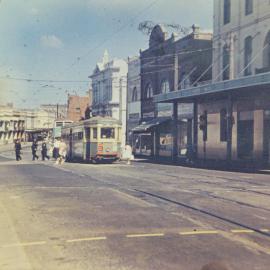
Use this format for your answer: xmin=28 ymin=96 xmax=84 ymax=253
xmin=237 ymin=111 xmax=254 ymax=160
xmin=263 ymin=111 xmax=270 ymax=164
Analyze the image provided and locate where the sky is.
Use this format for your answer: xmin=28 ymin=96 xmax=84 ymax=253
xmin=0 ymin=0 xmax=213 ymax=109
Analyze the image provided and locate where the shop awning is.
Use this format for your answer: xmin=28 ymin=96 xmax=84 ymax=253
xmin=132 ymin=117 xmax=171 ymax=133
xmin=153 ymin=72 xmax=270 ymax=103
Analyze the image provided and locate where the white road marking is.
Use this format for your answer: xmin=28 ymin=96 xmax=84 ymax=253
xmin=179 ymin=230 xmax=219 ymax=236
xmin=66 ymin=236 xmax=107 ymax=243
xmin=126 ymin=233 xmax=164 ymax=238
xmin=231 ymin=229 xmax=255 ymax=233
xmin=2 ymin=241 xmax=47 ymax=248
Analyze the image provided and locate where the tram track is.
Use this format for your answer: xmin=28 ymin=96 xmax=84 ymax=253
xmin=50 ymin=164 xmax=270 ymax=239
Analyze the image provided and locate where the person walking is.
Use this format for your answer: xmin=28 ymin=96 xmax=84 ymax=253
xmin=41 ymin=141 xmax=50 ymax=161
xmin=14 ymin=139 xmax=22 ymax=161
xmin=56 ymin=139 xmax=67 ymax=165
xmin=31 ymin=140 xmax=39 ymax=161
xmin=53 ymin=139 xmax=60 ymax=160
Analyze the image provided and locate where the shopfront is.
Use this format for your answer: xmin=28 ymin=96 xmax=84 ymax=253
xmin=154 ymin=72 xmax=270 ymax=167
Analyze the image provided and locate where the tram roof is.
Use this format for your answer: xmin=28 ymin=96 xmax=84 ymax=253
xmin=62 ymin=116 xmax=121 ymax=129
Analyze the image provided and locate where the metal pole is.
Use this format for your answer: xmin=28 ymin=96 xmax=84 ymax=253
xmin=193 ymin=100 xmax=198 ymax=159
xmin=172 ymin=102 xmax=178 ymax=162
xmin=226 ymin=94 xmax=233 ymax=164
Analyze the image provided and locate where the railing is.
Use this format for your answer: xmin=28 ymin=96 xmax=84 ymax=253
xmin=256 ymin=66 xmax=270 ymax=74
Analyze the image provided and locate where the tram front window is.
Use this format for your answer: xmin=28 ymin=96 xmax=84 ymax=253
xmin=101 ymin=128 xmax=115 ymax=139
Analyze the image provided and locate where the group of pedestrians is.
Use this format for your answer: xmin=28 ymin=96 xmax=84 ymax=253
xmin=14 ymin=138 xmax=67 ymax=165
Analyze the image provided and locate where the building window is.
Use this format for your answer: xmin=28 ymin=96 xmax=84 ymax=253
xmin=244 ymin=36 xmax=252 ymax=76
xmin=222 ymin=45 xmax=230 ymax=80
xmin=145 ymin=83 xmax=153 ymax=99
xmin=132 ymin=87 xmax=138 ymax=101
xmin=224 ymin=0 xmax=231 ymax=24
xmin=220 ymin=108 xmax=227 ymax=142
xmin=263 ymin=31 xmax=270 ymax=68
xmin=245 ymin=0 xmax=253 ymax=15
xmin=160 ymin=79 xmax=170 ymax=93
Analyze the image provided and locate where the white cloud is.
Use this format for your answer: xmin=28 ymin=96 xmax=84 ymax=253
xmin=30 ymin=7 xmax=39 ymax=15
xmin=40 ymin=35 xmax=63 ymax=49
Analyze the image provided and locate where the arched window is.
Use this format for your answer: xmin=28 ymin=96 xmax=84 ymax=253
xmin=224 ymin=0 xmax=231 ymax=25
xmin=160 ymin=79 xmax=170 ymax=93
xmin=263 ymin=31 xmax=270 ymax=68
xmin=244 ymin=36 xmax=252 ymax=76
xmin=132 ymin=87 xmax=138 ymax=102
xmin=222 ymin=44 xmax=230 ymax=80
xmin=145 ymin=83 xmax=153 ymax=99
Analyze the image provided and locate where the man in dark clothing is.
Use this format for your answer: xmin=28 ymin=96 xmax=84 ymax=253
xmin=31 ymin=140 xmax=39 ymax=161
xmin=14 ymin=140 xmax=22 ymax=161
xmin=41 ymin=141 xmax=50 ymax=161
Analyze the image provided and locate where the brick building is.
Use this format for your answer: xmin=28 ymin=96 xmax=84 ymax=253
xmin=67 ymin=95 xmax=90 ymax=122
xmin=132 ymin=24 xmax=212 ymax=158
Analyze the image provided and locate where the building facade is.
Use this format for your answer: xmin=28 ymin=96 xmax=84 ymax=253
xmin=199 ymin=0 xmax=270 ymax=165
xmin=67 ymin=94 xmax=90 ymax=122
xmin=154 ymin=0 xmax=270 ymax=167
xmin=89 ymin=50 xmax=128 ymax=146
xmin=0 ymin=104 xmax=26 ymax=144
xmin=127 ymin=56 xmax=141 ymax=145
xmin=133 ymin=24 xmax=212 ymax=158
xmin=213 ymin=0 xmax=270 ymax=81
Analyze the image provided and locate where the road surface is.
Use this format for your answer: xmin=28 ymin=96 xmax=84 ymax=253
xmin=0 ymin=147 xmax=270 ymax=269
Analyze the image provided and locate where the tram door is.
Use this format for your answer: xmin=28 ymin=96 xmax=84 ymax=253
xmin=85 ymin=127 xmax=91 ymax=160
xmin=69 ymin=128 xmax=72 ymax=159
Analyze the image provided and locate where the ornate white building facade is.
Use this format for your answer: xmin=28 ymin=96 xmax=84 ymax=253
xmin=89 ymin=51 xmax=128 ymax=146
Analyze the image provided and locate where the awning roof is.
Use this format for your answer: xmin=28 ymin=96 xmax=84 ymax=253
xmin=132 ymin=117 xmax=171 ymax=133
xmin=154 ymin=72 xmax=270 ymax=103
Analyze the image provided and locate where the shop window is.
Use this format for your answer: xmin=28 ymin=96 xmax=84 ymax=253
xmin=220 ymin=108 xmax=227 ymax=142
xmin=224 ymin=0 xmax=231 ymax=25
xmin=222 ymin=45 xmax=230 ymax=80
xmin=245 ymin=0 xmax=253 ymax=15
xmin=244 ymin=36 xmax=252 ymax=76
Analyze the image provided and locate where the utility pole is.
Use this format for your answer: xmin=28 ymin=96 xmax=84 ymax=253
xmin=172 ymin=51 xmax=179 ymax=162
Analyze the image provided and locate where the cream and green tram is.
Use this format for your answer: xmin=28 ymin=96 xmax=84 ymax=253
xmin=61 ymin=117 xmax=122 ymax=163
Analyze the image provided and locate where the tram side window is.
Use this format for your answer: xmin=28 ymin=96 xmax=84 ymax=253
xmin=78 ymin=132 xmax=83 ymax=140
xmin=93 ymin=128 xmax=97 ymax=139
xmin=72 ymin=133 xmax=78 ymax=140
xmin=101 ymin=128 xmax=115 ymax=139
xmin=85 ymin=128 xmax=90 ymax=140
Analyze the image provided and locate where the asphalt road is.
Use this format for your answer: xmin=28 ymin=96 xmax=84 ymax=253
xmin=0 ymin=148 xmax=270 ymax=269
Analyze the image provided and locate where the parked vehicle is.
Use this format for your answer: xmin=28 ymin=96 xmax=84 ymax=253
xmin=61 ymin=116 xmax=122 ymax=163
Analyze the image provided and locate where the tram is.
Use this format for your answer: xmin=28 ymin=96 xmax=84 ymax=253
xmin=61 ymin=116 xmax=122 ymax=163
